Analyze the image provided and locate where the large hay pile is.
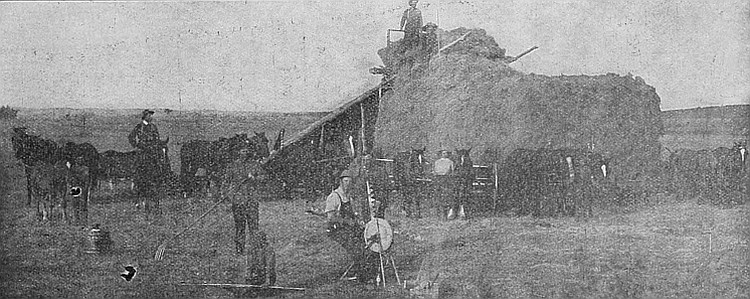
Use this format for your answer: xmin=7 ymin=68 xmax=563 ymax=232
xmin=373 ymin=27 xmax=663 ymax=179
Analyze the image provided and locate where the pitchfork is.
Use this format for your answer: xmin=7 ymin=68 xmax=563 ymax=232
xmin=154 ymin=177 xmax=252 ymax=261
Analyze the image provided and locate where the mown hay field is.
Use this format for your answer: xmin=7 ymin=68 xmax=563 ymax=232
xmin=1 ymin=110 xmax=748 ymax=298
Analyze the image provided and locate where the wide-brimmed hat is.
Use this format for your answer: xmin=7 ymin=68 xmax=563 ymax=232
xmin=339 ymin=170 xmax=354 ymax=179
xmin=141 ymin=109 xmax=155 ymax=119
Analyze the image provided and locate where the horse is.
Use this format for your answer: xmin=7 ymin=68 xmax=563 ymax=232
xmin=500 ymin=147 xmax=608 ymax=218
xmin=713 ymin=141 xmax=747 ymax=195
xmin=533 ymin=148 xmax=577 ymax=217
xmin=11 ymin=127 xmax=60 ymax=206
xmin=453 ymin=148 xmax=475 ymax=218
xmin=499 ymin=148 xmax=540 ymax=216
xmin=99 ymin=150 xmax=139 ymax=190
xmin=393 ymin=147 xmax=429 ymax=218
xmin=669 ymin=148 xmax=718 ymax=202
xmin=63 ymin=162 xmax=91 ymax=225
xmin=59 ymin=141 xmax=101 ymax=194
xmin=250 ymin=132 xmax=271 ymax=161
xmin=563 ymin=149 xmax=608 ymax=218
xmin=25 ymin=162 xmax=66 ymax=221
xmin=134 ymin=138 xmax=171 ymax=216
xmin=180 ymin=139 xmax=212 ymax=197
xmin=180 ymin=134 xmax=253 ymax=197
xmin=668 ymin=148 xmax=697 ymax=199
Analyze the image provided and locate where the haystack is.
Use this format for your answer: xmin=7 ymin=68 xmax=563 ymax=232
xmin=373 ymin=27 xmax=663 ymax=180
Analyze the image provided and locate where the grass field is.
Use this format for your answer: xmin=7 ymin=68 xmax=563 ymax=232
xmin=1 ymin=110 xmax=749 ymax=298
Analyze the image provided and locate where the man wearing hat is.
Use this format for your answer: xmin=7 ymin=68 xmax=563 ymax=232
xmin=222 ymin=145 xmax=276 ymax=287
xmin=399 ymin=0 xmax=423 ymax=53
xmin=128 ymin=109 xmax=161 ymax=209
xmin=128 ymin=109 xmax=160 ymax=150
xmin=325 ymin=169 xmax=377 ymax=282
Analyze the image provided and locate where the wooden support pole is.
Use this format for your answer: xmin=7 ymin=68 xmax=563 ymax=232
xmin=319 ymin=124 xmax=325 ymax=150
xmin=360 ymin=102 xmax=367 ymax=156
xmin=492 ymin=163 xmax=499 ymax=212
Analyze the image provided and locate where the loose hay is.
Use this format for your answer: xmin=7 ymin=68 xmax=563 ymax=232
xmin=374 ymin=27 xmax=663 ymax=183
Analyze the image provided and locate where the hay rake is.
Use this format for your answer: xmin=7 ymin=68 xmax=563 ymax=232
xmin=154 ymin=177 xmax=251 ymax=261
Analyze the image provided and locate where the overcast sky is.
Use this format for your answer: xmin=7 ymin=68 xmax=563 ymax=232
xmin=1 ymin=0 xmax=748 ymax=112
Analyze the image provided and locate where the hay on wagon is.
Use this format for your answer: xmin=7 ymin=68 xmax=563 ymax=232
xmin=373 ymin=27 xmax=664 ymax=182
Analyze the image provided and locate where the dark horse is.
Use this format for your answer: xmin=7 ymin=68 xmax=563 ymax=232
xmin=501 ymin=147 xmax=608 ymax=218
xmin=712 ymin=141 xmax=747 ymax=197
xmin=250 ymin=132 xmax=271 ymax=161
xmin=394 ymin=147 xmax=429 ymax=218
xmin=562 ymin=149 xmax=608 ymax=217
xmin=453 ymin=148 xmax=475 ymax=218
xmin=59 ymin=141 xmax=101 ymax=194
xmin=180 ymin=132 xmax=269 ymax=197
xmin=669 ymin=148 xmax=718 ymax=202
xmin=11 ymin=127 xmax=61 ymax=206
xmin=134 ymin=138 xmax=171 ymax=216
xmin=99 ymin=150 xmax=139 ymax=190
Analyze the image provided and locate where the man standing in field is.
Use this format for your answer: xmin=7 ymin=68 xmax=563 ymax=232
xmin=433 ymin=150 xmax=455 ymax=220
xmin=222 ymin=146 xmax=276 ymax=287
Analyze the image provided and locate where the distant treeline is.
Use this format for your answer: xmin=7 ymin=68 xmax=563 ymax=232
xmin=0 ymin=106 xmax=18 ymax=119
xmin=662 ymin=104 xmax=749 ymax=136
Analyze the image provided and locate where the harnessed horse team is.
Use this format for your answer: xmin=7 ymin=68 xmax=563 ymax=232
xmin=668 ymin=141 xmax=748 ymax=204
xmin=389 ymin=146 xmax=609 ymax=219
xmin=180 ymin=132 xmax=270 ymax=197
xmin=11 ymin=123 xmax=748 ymax=224
xmin=11 ymin=126 xmax=273 ymax=224
xmin=11 ymin=127 xmax=99 ymax=224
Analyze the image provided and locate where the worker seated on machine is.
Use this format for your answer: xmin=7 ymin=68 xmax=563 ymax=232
xmin=325 ymin=170 xmax=379 ymax=283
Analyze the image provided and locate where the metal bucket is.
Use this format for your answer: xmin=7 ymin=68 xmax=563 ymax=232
xmin=85 ymin=227 xmax=113 ymax=254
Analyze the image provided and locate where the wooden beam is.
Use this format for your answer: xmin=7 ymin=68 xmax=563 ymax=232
xmin=262 ymin=79 xmax=394 ymax=166
xmin=178 ymin=283 xmax=305 ymax=291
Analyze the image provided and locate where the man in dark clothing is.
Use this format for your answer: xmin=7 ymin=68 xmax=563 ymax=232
xmin=128 ymin=109 xmax=160 ymax=150
xmin=399 ymin=0 xmax=423 ymax=53
xmin=222 ymin=146 xmax=276 ymax=288
xmin=421 ymin=22 xmax=439 ymax=61
xmin=223 ymin=147 xmax=266 ymax=254
xmin=128 ymin=109 xmax=161 ymax=210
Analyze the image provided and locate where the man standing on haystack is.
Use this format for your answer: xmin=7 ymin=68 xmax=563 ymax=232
xmin=400 ymin=0 xmax=423 ymax=53
xmin=421 ymin=22 xmax=440 ymax=61
xmin=222 ymin=146 xmax=276 ymax=287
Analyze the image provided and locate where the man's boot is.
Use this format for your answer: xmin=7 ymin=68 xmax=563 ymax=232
xmin=458 ymin=205 xmax=466 ymax=220
xmin=447 ymin=208 xmax=455 ymax=220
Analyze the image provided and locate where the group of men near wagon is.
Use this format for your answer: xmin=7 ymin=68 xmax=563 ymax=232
xmin=122 ymin=0 xmax=437 ymax=288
